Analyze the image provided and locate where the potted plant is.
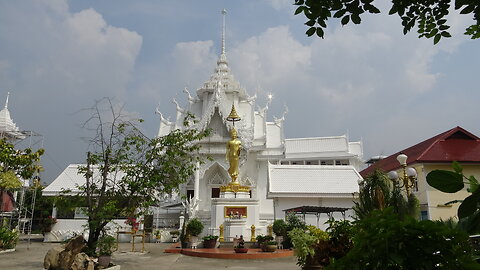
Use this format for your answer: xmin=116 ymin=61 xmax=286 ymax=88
xmin=256 ymin=235 xmax=273 ymax=252
xmin=202 ymin=235 xmax=218 ymax=248
xmin=264 ymin=240 xmax=278 ymax=252
xmin=186 ymin=218 xmax=204 ymax=246
xmin=234 ymin=235 xmax=248 ymax=253
xmin=96 ymin=234 xmax=117 ymax=268
xmin=272 ymin=219 xmax=287 ymax=247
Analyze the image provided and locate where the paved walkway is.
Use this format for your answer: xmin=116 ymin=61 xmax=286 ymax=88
xmin=0 ymin=238 xmax=299 ymax=270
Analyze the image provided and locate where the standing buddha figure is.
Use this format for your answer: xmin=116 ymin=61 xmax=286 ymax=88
xmin=226 ymin=128 xmax=241 ymax=183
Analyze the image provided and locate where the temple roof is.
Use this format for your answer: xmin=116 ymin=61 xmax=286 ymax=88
xmin=43 ymin=164 xmax=125 ymax=196
xmin=267 ymin=163 xmax=361 ymax=197
xmin=360 ymin=126 xmax=480 ymax=177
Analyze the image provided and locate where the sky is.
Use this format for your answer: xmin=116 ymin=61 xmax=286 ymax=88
xmin=0 ymin=0 xmax=479 ymax=184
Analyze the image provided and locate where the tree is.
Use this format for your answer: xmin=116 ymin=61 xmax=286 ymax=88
xmin=354 ymin=170 xmax=419 ymax=220
xmin=0 ymin=139 xmax=44 ymax=214
xmin=293 ymin=0 xmax=480 ymax=44
xmin=67 ymin=98 xmax=210 ymax=255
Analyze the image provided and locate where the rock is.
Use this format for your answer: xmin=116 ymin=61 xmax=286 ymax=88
xmin=44 ymin=235 xmax=86 ymax=270
xmin=70 ymin=253 xmax=89 ymax=270
xmin=44 ymin=247 xmax=63 ymax=269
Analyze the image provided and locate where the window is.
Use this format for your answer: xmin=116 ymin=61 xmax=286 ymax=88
xmin=211 ymin=188 xmax=220 ymax=198
xmin=420 ymin=211 xmax=429 ymax=220
xmin=306 ymin=160 xmax=319 ymax=165
xmin=187 ymin=190 xmax=194 ymax=199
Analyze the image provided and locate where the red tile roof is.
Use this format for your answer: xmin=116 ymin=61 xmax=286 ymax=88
xmin=360 ymin=126 xmax=480 ymax=177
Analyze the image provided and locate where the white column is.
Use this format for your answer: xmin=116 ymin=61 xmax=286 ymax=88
xmin=194 ymin=161 xmax=200 ymax=203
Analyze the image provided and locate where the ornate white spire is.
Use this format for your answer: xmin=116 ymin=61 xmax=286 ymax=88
xmin=0 ymin=92 xmax=25 ymax=140
xmin=4 ymin=91 xmax=9 ymax=109
xmin=221 ymin=9 xmax=226 ymax=55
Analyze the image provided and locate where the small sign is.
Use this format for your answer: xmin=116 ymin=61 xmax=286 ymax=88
xmin=224 ymin=206 xmax=247 ymax=218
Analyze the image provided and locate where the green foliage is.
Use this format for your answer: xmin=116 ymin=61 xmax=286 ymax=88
xmin=427 ymin=162 xmax=480 ymax=232
xmin=0 ymin=139 xmax=44 ymax=211
xmin=65 ymin=98 xmax=210 ymax=255
xmin=256 ymin=234 xmax=274 ymax=243
xmin=293 ymin=0 xmax=480 ymax=43
xmin=186 ymin=218 xmax=204 ymax=236
xmin=327 ymin=208 xmax=478 ymax=269
xmin=289 ymin=222 xmax=354 ymax=268
xmin=288 ymin=227 xmax=320 ymax=267
xmin=0 ymin=170 xmax=21 ymax=190
xmin=96 ymin=234 xmax=117 ymax=256
xmin=272 ymin=219 xmax=287 ymax=236
xmin=0 ymin=227 xmax=19 ymax=249
xmin=354 ymin=170 xmax=419 ymax=220
xmin=282 ymin=213 xmax=308 ymax=249
xmin=202 ymin=234 xmax=218 ymax=241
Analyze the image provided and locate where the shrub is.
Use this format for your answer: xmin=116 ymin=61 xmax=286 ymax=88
xmin=327 ymin=208 xmax=477 ymax=269
xmin=272 ymin=219 xmax=287 ymax=237
xmin=186 ymin=218 xmax=204 ymax=236
xmin=0 ymin=227 xmax=19 ymax=249
xmin=202 ymin=235 xmax=218 ymax=241
xmin=96 ymin=234 xmax=117 ymax=256
xmin=256 ymin=234 xmax=273 ymax=243
xmin=169 ymin=230 xmax=180 ymax=236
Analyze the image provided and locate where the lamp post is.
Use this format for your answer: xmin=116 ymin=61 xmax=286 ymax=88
xmin=388 ymin=153 xmax=418 ymax=196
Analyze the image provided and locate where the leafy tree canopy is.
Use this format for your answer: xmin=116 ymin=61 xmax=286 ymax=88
xmin=60 ymin=98 xmax=210 ymax=255
xmin=354 ymin=170 xmax=419 ymax=220
xmin=294 ymin=0 xmax=480 ymax=44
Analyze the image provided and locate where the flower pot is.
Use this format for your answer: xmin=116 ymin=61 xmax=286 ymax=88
xmin=98 ymin=255 xmax=111 ymax=268
xmin=264 ymin=244 xmax=277 ymax=252
xmin=234 ymin=248 xmax=248 ymax=253
xmin=203 ymin=239 xmax=217 ymax=248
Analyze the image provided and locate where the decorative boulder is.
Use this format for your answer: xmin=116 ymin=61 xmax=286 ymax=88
xmin=44 ymin=235 xmax=86 ymax=270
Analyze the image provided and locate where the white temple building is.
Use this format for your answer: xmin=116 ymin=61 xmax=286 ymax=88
xmin=154 ymin=11 xmax=363 ymax=238
xmin=44 ymin=11 xmax=363 ymax=241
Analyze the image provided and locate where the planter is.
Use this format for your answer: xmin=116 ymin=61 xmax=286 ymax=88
xmin=98 ymin=255 xmax=111 ymax=268
xmin=234 ymin=248 xmax=248 ymax=253
xmin=203 ymin=239 xmax=217 ymax=248
xmin=264 ymin=244 xmax=277 ymax=252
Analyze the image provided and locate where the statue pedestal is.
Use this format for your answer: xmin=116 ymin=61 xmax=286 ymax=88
xmin=220 ymin=191 xmax=250 ymax=198
xmin=224 ymin=219 xmax=246 ymax=239
xmin=211 ymin=198 xmax=260 ymax=241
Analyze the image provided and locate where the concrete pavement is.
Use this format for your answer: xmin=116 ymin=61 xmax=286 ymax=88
xmin=0 ymin=238 xmax=299 ymax=270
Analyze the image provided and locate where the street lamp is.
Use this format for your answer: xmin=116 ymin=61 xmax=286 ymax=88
xmin=388 ymin=153 xmax=418 ymax=196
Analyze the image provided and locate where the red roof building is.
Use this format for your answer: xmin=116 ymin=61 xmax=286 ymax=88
xmin=361 ymin=126 xmax=480 ymax=220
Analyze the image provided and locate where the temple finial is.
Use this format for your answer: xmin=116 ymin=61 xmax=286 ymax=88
xmin=5 ymin=92 xmax=9 ymax=109
xmin=221 ymin=9 xmax=227 ymax=55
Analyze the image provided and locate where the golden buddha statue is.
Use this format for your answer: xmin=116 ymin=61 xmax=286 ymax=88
xmin=226 ymin=128 xmax=241 ymax=183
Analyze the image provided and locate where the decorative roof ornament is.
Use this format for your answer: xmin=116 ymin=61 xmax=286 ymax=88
xmin=222 ymin=9 xmax=227 ymax=56
xmin=226 ymin=104 xmax=241 ymax=126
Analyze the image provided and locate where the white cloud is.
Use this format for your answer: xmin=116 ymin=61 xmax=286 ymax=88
xmin=0 ymin=1 xmax=142 ymax=181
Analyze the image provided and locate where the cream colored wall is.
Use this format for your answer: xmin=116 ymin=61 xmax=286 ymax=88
xmin=421 ymin=163 xmax=480 ymax=221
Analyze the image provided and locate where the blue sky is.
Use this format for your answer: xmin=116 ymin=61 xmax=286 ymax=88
xmin=0 ymin=0 xmax=478 ymax=183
